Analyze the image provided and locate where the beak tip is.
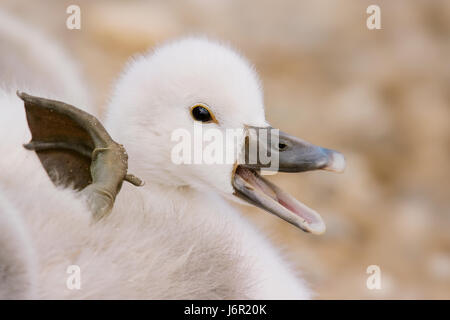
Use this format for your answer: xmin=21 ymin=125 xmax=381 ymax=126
xmin=325 ymin=151 xmax=346 ymax=173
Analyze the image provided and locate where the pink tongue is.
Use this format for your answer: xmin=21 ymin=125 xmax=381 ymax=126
xmin=241 ymin=168 xmax=315 ymax=225
xmin=235 ymin=166 xmax=324 ymax=233
xmin=278 ymin=197 xmax=313 ymax=224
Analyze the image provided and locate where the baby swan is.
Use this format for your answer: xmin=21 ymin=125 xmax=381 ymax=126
xmin=99 ymin=37 xmax=345 ymax=298
xmin=2 ymin=37 xmax=345 ymax=299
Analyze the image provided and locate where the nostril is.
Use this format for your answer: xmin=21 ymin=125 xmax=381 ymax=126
xmin=278 ymin=143 xmax=288 ymax=151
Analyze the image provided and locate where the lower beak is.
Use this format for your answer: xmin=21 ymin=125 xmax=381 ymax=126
xmin=232 ymin=127 xmax=345 ymax=234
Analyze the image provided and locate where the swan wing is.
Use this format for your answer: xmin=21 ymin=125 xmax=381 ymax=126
xmin=17 ymin=92 xmax=143 ymax=219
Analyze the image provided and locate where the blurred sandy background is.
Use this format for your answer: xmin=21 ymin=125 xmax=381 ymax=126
xmin=1 ymin=0 xmax=449 ymax=299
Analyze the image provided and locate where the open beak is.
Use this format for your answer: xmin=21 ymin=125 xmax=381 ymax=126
xmin=232 ymin=127 xmax=345 ymax=234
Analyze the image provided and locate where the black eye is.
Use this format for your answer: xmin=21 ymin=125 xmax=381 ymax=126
xmin=191 ymin=105 xmax=214 ymax=123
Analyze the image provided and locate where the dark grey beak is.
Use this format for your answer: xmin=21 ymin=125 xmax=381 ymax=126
xmin=232 ymin=126 xmax=345 ymax=234
xmin=242 ymin=126 xmax=345 ymax=173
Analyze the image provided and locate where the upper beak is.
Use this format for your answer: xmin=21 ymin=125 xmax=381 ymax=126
xmin=243 ymin=126 xmax=346 ymax=173
xmin=232 ymin=126 xmax=346 ymax=234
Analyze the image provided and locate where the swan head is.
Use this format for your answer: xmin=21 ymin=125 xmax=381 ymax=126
xmin=105 ymin=37 xmax=345 ymax=234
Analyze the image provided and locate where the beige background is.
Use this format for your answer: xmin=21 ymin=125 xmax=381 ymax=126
xmin=1 ymin=0 xmax=449 ymax=299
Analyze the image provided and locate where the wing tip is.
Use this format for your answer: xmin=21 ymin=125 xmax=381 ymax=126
xmin=16 ymin=91 xmax=34 ymax=105
xmin=16 ymin=90 xmax=25 ymax=100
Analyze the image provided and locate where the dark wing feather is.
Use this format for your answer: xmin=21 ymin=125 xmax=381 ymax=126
xmin=23 ymin=100 xmax=94 ymax=189
xmin=18 ymin=92 xmax=144 ymax=219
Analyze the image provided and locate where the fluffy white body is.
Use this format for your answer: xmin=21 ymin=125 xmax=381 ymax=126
xmin=0 ymin=29 xmax=312 ymax=299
